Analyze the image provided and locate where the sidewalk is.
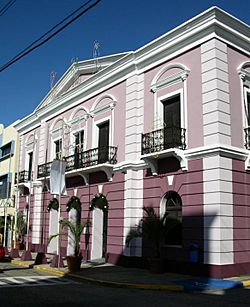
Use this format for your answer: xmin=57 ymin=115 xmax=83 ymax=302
xmin=6 ymin=253 xmax=250 ymax=293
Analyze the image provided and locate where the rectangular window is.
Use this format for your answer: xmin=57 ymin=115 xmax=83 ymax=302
xmin=163 ymin=94 xmax=182 ymax=149
xmin=28 ymin=152 xmax=33 ymax=181
xmin=54 ymin=139 xmax=62 ymax=159
xmin=98 ymin=121 xmax=109 ymax=163
xmin=0 ymin=142 xmax=12 ymax=160
xmin=74 ymin=130 xmax=84 ymax=153
xmin=74 ymin=131 xmax=84 ymax=169
xmin=0 ymin=175 xmax=9 ymax=199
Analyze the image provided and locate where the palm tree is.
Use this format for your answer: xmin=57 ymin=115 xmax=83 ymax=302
xmin=15 ymin=211 xmax=27 ymax=243
xmin=48 ymin=218 xmax=89 ymax=257
xmin=126 ymin=206 xmax=180 ymax=258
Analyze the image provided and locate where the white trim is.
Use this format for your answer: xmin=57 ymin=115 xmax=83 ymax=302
xmin=156 ymin=88 xmax=185 ymax=129
xmin=92 ymin=116 xmax=112 ymax=149
xmin=68 ymin=114 xmax=89 ymax=126
xmin=151 ymin=63 xmax=190 ymax=93
xmin=243 ymin=87 xmax=250 ymax=128
xmin=90 ymin=94 xmax=117 ymax=113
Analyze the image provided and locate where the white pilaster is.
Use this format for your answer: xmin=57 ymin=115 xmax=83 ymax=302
xmin=201 ymin=39 xmax=231 ymax=146
xmin=203 ymin=155 xmax=233 ymax=265
xmin=38 ymin=122 xmax=49 ymax=165
xmin=123 ymin=169 xmax=143 ymax=257
xmin=31 ymin=186 xmax=42 ymax=245
xmin=125 ymin=73 xmax=144 ymax=160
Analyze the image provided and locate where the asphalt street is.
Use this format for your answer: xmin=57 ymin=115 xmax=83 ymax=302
xmin=1 ymin=262 xmax=250 ymax=307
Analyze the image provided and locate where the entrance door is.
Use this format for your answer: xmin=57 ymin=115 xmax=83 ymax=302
xmin=98 ymin=121 xmax=109 ymax=163
xmin=163 ymin=95 xmax=181 ymax=149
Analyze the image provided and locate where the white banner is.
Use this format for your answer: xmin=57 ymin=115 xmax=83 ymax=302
xmin=50 ymin=159 xmax=67 ymax=196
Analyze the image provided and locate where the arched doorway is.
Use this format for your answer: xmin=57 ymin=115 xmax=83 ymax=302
xmin=90 ymin=194 xmax=108 ymax=261
xmin=161 ymin=191 xmax=182 ymax=245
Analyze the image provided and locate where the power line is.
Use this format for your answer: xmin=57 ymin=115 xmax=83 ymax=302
xmin=0 ymin=0 xmax=101 ymax=73
xmin=4 ymin=0 xmax=95 ymax=65
xmin=0 ymin=0 xmax=16 ymax=17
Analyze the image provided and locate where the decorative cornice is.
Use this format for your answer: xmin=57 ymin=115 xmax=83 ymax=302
xmin=151 ymin=70 xmax=190 ymax=93
xmin=113 ymin=160 xmax=147 ymax=173
xmin=15 ymin=7 xmax=250 ymax=135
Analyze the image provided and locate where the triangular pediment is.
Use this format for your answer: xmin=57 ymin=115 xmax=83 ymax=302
xmin=35 ymin=52 xmax=130 ymax=111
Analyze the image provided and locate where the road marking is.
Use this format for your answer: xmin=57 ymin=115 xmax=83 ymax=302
xmin=0 ymin=276 xmax=77 ymax=288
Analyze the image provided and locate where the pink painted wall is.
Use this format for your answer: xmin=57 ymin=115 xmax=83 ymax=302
xmin=28 ymin=171 xmax=125 ymax=258
xmin=143 ymin=159 xmax=204 ymax=261
xmin=143 ymin=46 xmax=203 ymax=149
xmin=228 ymin=47 xmax=250 ymax=148
xmin=44 ymin=81 xmax=126 ymax=165
xmin=232 ymin=159 xmax=250 ymax=264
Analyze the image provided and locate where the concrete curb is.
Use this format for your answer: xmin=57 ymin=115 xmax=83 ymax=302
xmin=242 ymin=280 xmax=250 ymax=287
xmin=11 ymin=259 xmax=34 ymax=268
xmin=33 ymin=265 xmax=66 ymax=277
xmin=68 ymin=273 xmax=184 ymax=292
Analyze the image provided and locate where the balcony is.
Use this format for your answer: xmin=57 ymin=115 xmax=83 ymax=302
xmin=141 ymin=127 xmax=187 ymax=174
xmin=141 ymin=126 xmax=186 ymax=155
xmin=37 ymin=146 xmax=118 ymax=179
xmin=15 ymin=170 xmax=31 ymax=184
xmin=244 ymin=127 xmax=250 ymax=149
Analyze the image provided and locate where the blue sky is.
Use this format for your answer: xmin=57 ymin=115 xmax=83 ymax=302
xmin=0 ymin=0 xmax=249 ymax=127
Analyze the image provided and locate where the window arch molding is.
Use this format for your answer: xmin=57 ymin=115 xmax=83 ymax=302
xmin=25 ymin=133 xmax=37 ymax=149
xmin=237 ymin=61 xmax=250 ymax=81
xmin=50 ymin=117 xmax=68 ymax=134
xmin=90 ymin=94 xmax=117 ymax=116
xmin=68 ymin=106 xmax=90 ymax=123
xmin=150 ymin=63 xmax=190 ymax=93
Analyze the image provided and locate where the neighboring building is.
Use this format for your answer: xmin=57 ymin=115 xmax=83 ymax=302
xmin=14 ymin=7 xmax=250 ymax=278
xmin=0 ymin=121 xmax=20 ymax=246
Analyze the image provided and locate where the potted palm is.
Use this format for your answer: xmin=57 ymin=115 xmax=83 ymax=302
xmin=48 ymin=218 xmax=89 ymax=272
xmin=15 ymin=211 xmax=27 ymax=250
xmin=126 ymin=206 xmax=180 ymax=273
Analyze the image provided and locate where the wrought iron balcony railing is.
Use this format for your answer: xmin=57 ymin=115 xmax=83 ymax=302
xmin=37 ymin=146 xmax=118 ymax=178
xmin=244 ymin=127 xmax=250 ymax=149
xmin=15 ymin=170 xmax=32 ymax=184
xmin=141 ymin=126 xmax=186 ymax=155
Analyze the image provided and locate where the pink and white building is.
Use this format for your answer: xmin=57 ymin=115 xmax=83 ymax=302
xmin=14 ymin=7 xmax=250 ymax=278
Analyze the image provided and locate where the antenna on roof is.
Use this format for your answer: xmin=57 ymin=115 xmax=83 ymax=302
xmin=50 ymin=70 xmax=57 ymax=89
xmin=93 ymin=40 xmax=101 ymax=72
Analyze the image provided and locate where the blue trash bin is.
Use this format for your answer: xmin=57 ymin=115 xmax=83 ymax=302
xmin=190 ymin=243 xmax=199 ymax=263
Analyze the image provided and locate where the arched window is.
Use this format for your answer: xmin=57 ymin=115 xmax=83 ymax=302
xmin=163 ymin=191 xmax=182 ymax=245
